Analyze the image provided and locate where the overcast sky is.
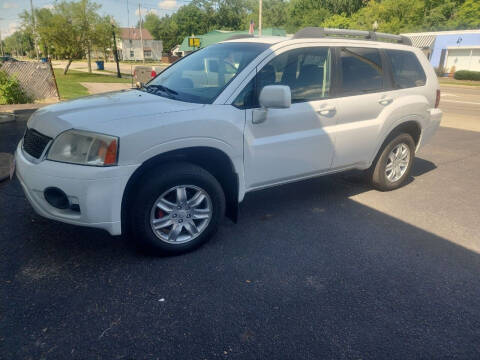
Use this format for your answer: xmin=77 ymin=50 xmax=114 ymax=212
xmin=0 ymin=0 xmax=185 ymax=39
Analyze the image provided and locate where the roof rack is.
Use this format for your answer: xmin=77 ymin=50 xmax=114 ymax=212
xmin=293 ymin=27 xmax=412 ymax=46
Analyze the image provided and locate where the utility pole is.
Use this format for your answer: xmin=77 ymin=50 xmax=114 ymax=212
xmin=138 ymin=4 xmax=145 ymax=64
xmin=0 ymin=29 xmax=4 ymax=57
xmin=30 ymin=0 xmax=40 ymax=60
xmin=258 ymin=0 xmax=262 ymax=37
xmin=111 ymin=21 xmax=121 ymax=78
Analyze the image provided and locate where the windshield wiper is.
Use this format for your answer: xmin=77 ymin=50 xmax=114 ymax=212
xmin=146 ymin=84 xmax=178 ymax=96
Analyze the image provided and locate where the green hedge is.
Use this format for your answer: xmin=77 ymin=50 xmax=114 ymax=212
xmin=0 ymin=71 xmax=32 ymax=104
xmin=454 ymin=70 xmax=480 ymax=81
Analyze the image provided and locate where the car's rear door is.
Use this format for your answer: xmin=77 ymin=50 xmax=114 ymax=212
xmin=331 ymin=46 xmax=394 ymax=169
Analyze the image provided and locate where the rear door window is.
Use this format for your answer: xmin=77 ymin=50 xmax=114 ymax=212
xmin=386 ymin=49 xmax=426 ymax=88
xmin=339 ymin=47 xmax=384 ymax=94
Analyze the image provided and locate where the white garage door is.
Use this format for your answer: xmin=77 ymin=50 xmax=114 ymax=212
xmin=446 ymin=48 xmax=480 ymax=72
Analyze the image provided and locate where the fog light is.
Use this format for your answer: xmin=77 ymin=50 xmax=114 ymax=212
xmin=44 ymin=187 xmax=69 ymax=209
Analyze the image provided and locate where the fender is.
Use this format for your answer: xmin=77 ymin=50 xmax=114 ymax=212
xmin=135 ymin=136 xmax=246 ymax=201
xmin=368 ymin=94 xmax=429 ymax=165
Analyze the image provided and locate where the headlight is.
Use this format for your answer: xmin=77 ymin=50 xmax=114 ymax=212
xmin=47 ymin=129 xmax=118 ymax=166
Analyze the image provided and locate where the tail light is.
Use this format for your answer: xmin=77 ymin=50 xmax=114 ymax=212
xmin=435 ymin=89 xmax=440 ymax=108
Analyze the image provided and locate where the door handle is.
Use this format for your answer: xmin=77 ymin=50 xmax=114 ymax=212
xmin=378 ymin=97 xmax=393 ymax=106
xmin=317 ymin=106 xmax=336 ymax=116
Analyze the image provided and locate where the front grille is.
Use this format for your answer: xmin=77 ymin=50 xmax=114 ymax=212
xmin=22 ymin=128 xmax=52 ymax=159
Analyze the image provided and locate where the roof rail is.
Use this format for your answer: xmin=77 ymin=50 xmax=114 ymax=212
xmin=226 ymin=34 xmax=254 ymax=41
xmin=293 ymin=27 xmax=412 ymax=46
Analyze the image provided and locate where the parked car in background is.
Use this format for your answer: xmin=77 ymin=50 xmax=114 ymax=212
xmin=14 ymin=28 xmax=442 ymax=255
xmin=133 ymin=65 xmax=164 ymax=85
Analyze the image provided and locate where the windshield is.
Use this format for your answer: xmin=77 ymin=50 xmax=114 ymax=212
xmin=145 ymin=42 xmax=269 ymax=104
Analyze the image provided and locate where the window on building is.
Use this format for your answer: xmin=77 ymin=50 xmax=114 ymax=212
xmin=386 ymin=49 xmax=426 ymax=88
xmin=130 ymin=50 xmax=134 ymax=58
xmin=144 ymin=50 xmax=152 ymax=58
xmin=340 ymin=47 xmax=384 ymax=94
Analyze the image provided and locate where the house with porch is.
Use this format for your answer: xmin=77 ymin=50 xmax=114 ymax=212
xmin=117 ymin=27 xmax=163 ymax=61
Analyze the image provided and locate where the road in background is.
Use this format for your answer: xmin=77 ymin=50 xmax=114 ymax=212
xmin=440 ymin=85 xmax=480 ymax=132
xmin=51 ymin=60 xmax=167 ymax=77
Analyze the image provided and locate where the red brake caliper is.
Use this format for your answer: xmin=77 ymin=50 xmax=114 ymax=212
xmin=155 ymin=208 xmax=165 ymax=219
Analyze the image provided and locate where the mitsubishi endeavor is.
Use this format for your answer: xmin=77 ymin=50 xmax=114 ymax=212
xmin=14 ymin=28 xmax=442 ymax=254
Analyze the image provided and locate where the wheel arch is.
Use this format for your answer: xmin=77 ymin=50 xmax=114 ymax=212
xmin=370 ymin=119 xmax=422 ymax=167
xmin=121 ymin=146 xmax=239 ymax=234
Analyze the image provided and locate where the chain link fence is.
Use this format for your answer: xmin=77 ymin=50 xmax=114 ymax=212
xmin=0 ymin=61 xmax=60 ymax=102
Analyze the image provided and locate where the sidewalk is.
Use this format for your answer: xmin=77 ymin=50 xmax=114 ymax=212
xmin=0 ymin=100 xmax=58 ymax=116
xmin=0 ymin=105 xmax=42 ymax=181
xmin=0 ymin=152 xmax=13 ymax=182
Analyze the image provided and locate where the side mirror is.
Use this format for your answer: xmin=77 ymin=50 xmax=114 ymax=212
xmin=253 ymin=85 xmax=291 ymax=124
xmin=259 ymin=85 xmax=291 ymax=109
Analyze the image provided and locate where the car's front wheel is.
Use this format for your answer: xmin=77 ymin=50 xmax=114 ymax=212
xmin=130 ymin=162 xmax=225 ymax=255
xmin=369 ymin=133 xmax=415 ymax=191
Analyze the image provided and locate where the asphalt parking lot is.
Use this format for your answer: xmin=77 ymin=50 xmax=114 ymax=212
xmin=1 ymin=85 xmax=480 ymax=359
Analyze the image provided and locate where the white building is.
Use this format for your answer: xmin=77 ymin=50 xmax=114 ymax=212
xmin=117 ymin=28 xmax=163 ymax=61
xmin=402 ymin=30 xmax=480 ymax=73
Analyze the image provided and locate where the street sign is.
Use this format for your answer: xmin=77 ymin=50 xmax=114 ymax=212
xmin=188 ymin=37 xmax=200 ymax=48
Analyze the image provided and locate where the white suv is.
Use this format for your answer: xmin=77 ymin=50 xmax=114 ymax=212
xmin=14 ymin=28 xmax=442 ymax=254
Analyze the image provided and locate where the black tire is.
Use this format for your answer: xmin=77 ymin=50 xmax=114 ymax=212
xmin=129 ymin=162 xmax=225 ymax=255
xmin=368 ymin=133 xmax=415 ymax=191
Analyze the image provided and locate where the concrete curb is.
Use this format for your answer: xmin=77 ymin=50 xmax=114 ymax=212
xmin=0 ymin=102 xmax=57 ymax=116
xmin=0 ymin=153 xmax=14 ymax=183
xmin=0 ymin=113 xmax=16 ymax=124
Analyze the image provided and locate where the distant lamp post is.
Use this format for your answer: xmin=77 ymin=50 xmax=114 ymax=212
xmin=372 ymin=21 xmax=379 ymax=32
xmin=110 ymin=19 xmax=121 ymax=78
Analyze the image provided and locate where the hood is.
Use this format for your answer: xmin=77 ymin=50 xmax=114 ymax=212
xmin=28 ymin=89 xmax=204 ymax=138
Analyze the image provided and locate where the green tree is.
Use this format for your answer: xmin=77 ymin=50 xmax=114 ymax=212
xmin=43 ymin=1 xmax=86 ymax=74
xmin=245 ymin=0 xmax=288 ymax=29
xmin=73 ymin=0 xmax=101 ymax=73
xmin=322 ymin=14 xmax=352 ymax=29
xmin=18 ymin=10 xmax=37 ymax=58
xmin=143 ymin=12 xmax=162 ymax=38
xmin=449 ymin=0 xmax=480 ymax=28
xmin=286 ymin=0 xmax=331 ymax=32
xmin=93 ymin=16 xmax=116 ymax=61
xmin=3 ymin=31 xmax=34 ymax=57
xmin=351 ymin=0 xmax=424 ymax=33
xmin=35 ymin=7 xmax=54 ymax=57
xmin=215 ymin=0 xmax=249 ymax=30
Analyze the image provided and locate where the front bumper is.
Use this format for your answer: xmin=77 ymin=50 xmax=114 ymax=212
xmin=15 ymin=142 xmax=139 ymax=235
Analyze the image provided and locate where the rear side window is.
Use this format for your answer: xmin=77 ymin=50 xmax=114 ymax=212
xmin=386 ymin=49 xmax=426 ymax=88
xmin=340 ymin=47 xmax=384 ymax=94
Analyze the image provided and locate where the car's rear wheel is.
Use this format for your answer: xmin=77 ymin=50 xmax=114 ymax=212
xmin=130 ymin=162 xmax=225 ymax=255
xmin=369 ymin=133 xmax=415 ymax=191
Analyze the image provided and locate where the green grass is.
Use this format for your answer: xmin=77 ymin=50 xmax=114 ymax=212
xmin=54 ymin=69 xmax=131 ymax=100
xmin=439 ymin=78 xmax=480 ymax=87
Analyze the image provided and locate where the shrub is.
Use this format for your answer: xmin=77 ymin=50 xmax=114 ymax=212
xmin=454 ymin=70 xmax=480 ymax=81
xmin=0 ymin=71 xmax=32 ymax=104
xmin=434 ymin=67 xmax=445 ymax=77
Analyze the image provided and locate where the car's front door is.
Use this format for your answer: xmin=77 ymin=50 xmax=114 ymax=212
xmin=238 ymin=46 xmax=338 ymax=189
